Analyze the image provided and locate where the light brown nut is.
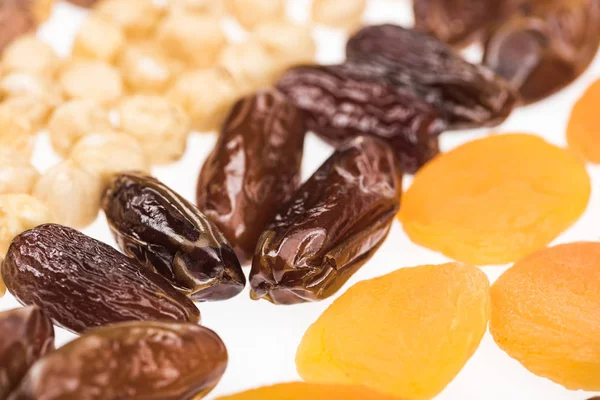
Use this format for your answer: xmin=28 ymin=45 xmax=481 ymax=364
xmin=0 ymin=96 xmax=52 ymax=131
xmin=72 ymin=17 xmax=125 ymax=63
xmin=252 ymin=20 xmax=316 ymax=71
xmin=119 ymin=42 xmax=184 ymax=94
xmin=168 ymin=0 xmax=225 ymax=16
xmin=311 ymin=0 xmax=366 ymax=31
xmin=1 ymin=35 xmax=61 ymax=77
xmin=93 ymin=0 xmax=163 ymax=39
xmin=32 ymin=160 xmax=103 ymax=229
xmin=48 ymin=99 xmax=112 ymax=157
xmin=59 ymin=60 xmax=123 ymax=106
xmin=0 ymin=147 xmax=39 ymax=195
xmin=0 ymin=106 xmax=35 ymax=158
xmin=0 ymin=72 xmax=63 ymax=110
xmin=118 ymin=95 xmax=190 ymax=165
xmin=227 ymin=0 xmax=284 ymax=30
xmin=68 ymin=132 xmax=149 ymax=182
xmin=166 ymin=67 xmax=238 ymax=132
xmin=0 ymin=193 xmax=54 ymax=256
xmin=218 ymin=40 xmax=277 ymax=94
xmin=156 ymin=13 xmax=226 ymax=68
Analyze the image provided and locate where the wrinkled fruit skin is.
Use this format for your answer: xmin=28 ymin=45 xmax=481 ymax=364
xmin=216 ymin=382 xmax=400 ymax=400
xmin=197 ymin=90 xmax=305 ymax=264
xmin=296 ymin=263 xmax=491 ymax=400
xmin=8 ymin=321 xmax=228 ymax=400
xmin=0 ymin=307 xmax=54 ymax=400
xmin=2 ymin=224 xmax=200 ymax=334
xmin=0 ymin=0 xmax=37 ymax=53
xmin=103 ymin=172 xmax=245 ymax=301
xmin=491 ymin=242 xmax=600 ymax=391
xmin=346 ymin=24 xmax=519 ymax=129
xmin=65 ymin=0 xmax=99 ymax=7
xmin=250 ymin=136 xmax=402 ymax=305
xmin=277 ymin=64 xmax=443 ymax=173
xmin=484 ymin=0 xmax=600 ymax=104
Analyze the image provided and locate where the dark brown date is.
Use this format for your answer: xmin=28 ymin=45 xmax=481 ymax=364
xmin=8 ymin=321 xmax=227 ymax=400
xmin=103 ymin=172 xmax=246 ymax=301
xmin=2 ymin=224 xmax=200 ymax=334
xmin=484 ymin=0 xmax=600 ymax=104
xmin=0 ymin=0 xmax=37 ymax=53
xmin=0 ymin=307 xmax=54 ymax=400
xmin=276 ymin=64 xmax=443 ymax=173
xmin=64 ymin=0 xmax=99 ymax=7
xmin=196 ymin=90 xmax=305 ymax=264
xmin=346 ymin=24 xmax=519 ymax=129
xmin=250 ymin=136 xmax=402 ymax=305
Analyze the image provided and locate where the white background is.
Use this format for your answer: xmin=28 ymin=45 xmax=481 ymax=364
xmin=1 ymin=1 xmax=599 ymax=399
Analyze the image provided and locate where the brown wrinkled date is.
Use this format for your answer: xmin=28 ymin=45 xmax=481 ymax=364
xmin=8 ymin=321 xmax=227 ymax=400
xmin=2 ymin=224 xmax=200 ymax=334
xmin=196 ymin=90 xmax=306 ymax=264
xmin=277 ymin=64 xmax=443 ymax=173
xmin=250 ymin=136 xmax=402 ymax=305
xmin=346 ymin=24 xmax=519 ymax=129
xmin=0 ymin=0 xmax=37 ymax=53
xmin=484 ymin=0 xmax=600 ymax=104
xmin=103 ymin=172 xmax=246 ymax=301
xmin=0 ymin=307 xmax=54 ymax=400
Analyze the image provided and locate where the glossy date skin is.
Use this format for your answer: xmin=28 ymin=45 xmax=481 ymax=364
xmin=2 ymin=224 xmax=200 ymax=334
xmin=276 ymin=64 xmax=443 ymax=173
xmin=484 ymin=0 xmax=600 ymax=104
xmin=197 ymin=90 xmax=305 ymax=264
xmin=250 ymin=136 xmax=402 ymax=305
xmin=103 ymin=172 xmax=245 ymax=301
xmin=0 ymin=307 xmax=54 ymax=400
xmin=8 ymin=321 xmax=228 ymax=400
xmin=346 ymin=24 xmax=519 ymax=129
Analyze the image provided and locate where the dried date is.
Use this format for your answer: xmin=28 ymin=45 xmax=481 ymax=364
xmin=103 ymin=172 xmax=246 ymax=301
xmin=250 ymin=136 xmax=402 ymax=305
xmin=484 ymin=0 xmax=600 ymax=104
xmin=276 ymin=64 xmax=443 ymax=173
xmin=8 ymin=321 xmax=227 ymax=400
xmin=196 ymin=90 xmax=306 ymax=263
xmin=2 ymin=224 xmax=200 ymax=333
xmin=346 ymin=24 xmax=519 ymax=129
xmin=0 ymin=307 xmax=54 ymax=400
xmin=0 ymin=0 xmax=37 ymax=53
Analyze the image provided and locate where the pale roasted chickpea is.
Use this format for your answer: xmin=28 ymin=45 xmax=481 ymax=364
xmin=33 ymin=160 xmax=103 ymax=229
xmin=1 ymin=35 xmax=62 ymax=78
xmin=48 ymin=99 xmax=113 ymax=157
xmin=311 ymin=0 xmax=366 ymax=31
xmin=118 ymin=95 xmax=191 ymax=164
xmin=118 ymin=42 xmax=184 ymax=94
xmin=94 ymin=0 xmax=163 ymax=39
xmin=218 ymin=40 xmax=278 ymax=94
xmin=32 ymin=0 xmax=54 ymax=23
xmin=168 ymin=0 xmax=225 ymax=16
xmin=72 ymin=17 xmax=125 ymax=63
xmin=0 ymin=72 xmax=63 ymax=109
xmin=0 ymin=96 xmax=53 ymax=132
xmin=227 ymin=0 xmax=285 ymax=30
xmin=252 ymin=20 xmax=316 ymax=71
xmin=0 ymin=107 xmax=35 ymax=159
xmin=0 ymin=194 xmax=55 ymax=256
xmin=156 ymin=12 xmax=226 ymax=68
xmin=0 ymin=147 xmax=39 ymax=195
xmin=68 ymin=132 xmax=149 ymax=182
xmin=59 ymin=60 xmax=123 ymax=106
xmin=166 ymin=67 xmax=238 ymax=132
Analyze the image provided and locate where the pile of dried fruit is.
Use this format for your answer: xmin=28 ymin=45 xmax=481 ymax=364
xmin=0 ymin=0 xmax=599 ymax=398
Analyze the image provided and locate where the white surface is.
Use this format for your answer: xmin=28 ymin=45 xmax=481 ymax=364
xmin=1 ymin=1 xmax=599 ymax=399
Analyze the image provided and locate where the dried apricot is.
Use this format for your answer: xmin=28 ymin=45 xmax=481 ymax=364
xmin=296 ymin=263 xmax=490 ymax=400
xmin=567 ymin=79 xmax=600 ymax=163
xmin=217 ymin=383 xmax=399 ymax=400
xmin=400 ymin=134 xmax=590 ymax=265
xmin=491 ymin=242 xmax=600 ymax=391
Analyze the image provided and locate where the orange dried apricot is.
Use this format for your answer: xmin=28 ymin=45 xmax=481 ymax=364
xmin=491 ymin=242 xmax=600 ymax=391
xmin=567 ymin=79 xmax=600 ymax=163
xmin=296 ymin=263 xmax=490 ymax=400
xmin=400 ymin=134 xmax=590 ymax=265
xmin=216 ymin=382 xmax=399 ymax=400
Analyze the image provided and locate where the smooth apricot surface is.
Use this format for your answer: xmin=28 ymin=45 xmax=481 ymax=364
xmin=567 ymin=79 xmax=600 ymax=163
xmin=400 ymin=134 xmax=590 ymax=265
xmin=491 ymin=242 xmax=600 ymax=390
xmin=216 ymin=382 xmax=400 ymax=399
xmin=296 ymin=263 xmax=490 ymax=400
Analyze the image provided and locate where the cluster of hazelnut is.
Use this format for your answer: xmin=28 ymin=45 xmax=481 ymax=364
xmin=0 ymin=0 xmax=372 ymax=260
